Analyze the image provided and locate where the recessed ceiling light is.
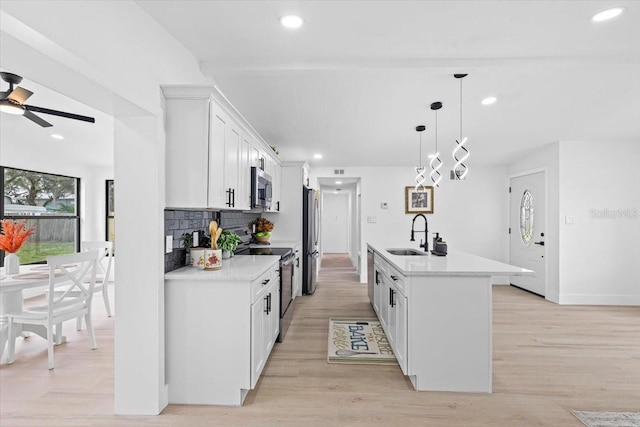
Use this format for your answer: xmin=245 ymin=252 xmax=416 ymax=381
xmin=280 ymin=15 xmax=304 ymax=29
xmin=481 ymin=97 xmax=497 ymax=106
xmin=50 ymin=134 xmax=64 ymax=140
xmin=335 ymin=181 xmax=342 ymax=184
xmin=591 ymin=7 xmax=625 ymax=22
xmin=313 ymin=153 xmax=322 ymax=159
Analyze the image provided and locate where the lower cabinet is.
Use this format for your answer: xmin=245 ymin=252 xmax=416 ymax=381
xmin=165 ymin=259 xmax=280 ymax=406
xmin=373 ymin=256 xmax=408 ymax=374
xmin=250 ymin=276 xmax=279 ymax=388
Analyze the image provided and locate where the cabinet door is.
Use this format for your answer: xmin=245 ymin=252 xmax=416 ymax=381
xmin=378 ymin=274 xmax=389 ymax=331
xmin=165 ymin=98 xmax=209 ymax=208
xmin=209 ymin=102 xmax=228 ymax=208
xmin=373 ymin=267 xmax=381 ymax=315
xmin=394 ymin=289 xmax=408 ymax=374
xmin=268 ymin=279 xmax=280 ymax=346
xmin=224 ymin=123 xmax=241 ymax=208
xmin=273 ymin=162 xmax=282 ymax=212
xmin=387 ymin=286 xmax=397 ymax=350
xmin=237 ymin=134 xmax=252 ymax=210
xmin=251 ymin=291 xmax=268 ymax=388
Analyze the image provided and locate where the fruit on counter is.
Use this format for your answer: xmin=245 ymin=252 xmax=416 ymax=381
xmin=248 ymin=217 xmax=274 ymax=233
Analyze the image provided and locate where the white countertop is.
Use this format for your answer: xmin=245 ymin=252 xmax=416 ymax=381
xmin=165 ymin=255 xmax=279 ymax=281
xmin=368 ymin=243 xmax=534 ymax=277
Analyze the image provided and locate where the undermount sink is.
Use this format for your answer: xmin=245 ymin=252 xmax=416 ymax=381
xmin=386 ymin=248 xmax=427 ymax=256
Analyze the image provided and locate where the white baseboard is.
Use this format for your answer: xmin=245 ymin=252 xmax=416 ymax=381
xmin=558 ymin=293 xmax=640 ymax=306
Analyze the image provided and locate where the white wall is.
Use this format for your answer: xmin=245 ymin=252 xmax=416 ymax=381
xmin=310 ymin=165 xmax=510 ymax=283
xmin=321 ymin=192 xmax=350 ymax=253
xmin=1 ymin=0 xmax=212 ymax=414
xmin=558 ymin=140 xmax=640 ymax=305
xmin=509 ymin=140 xmax=640 ymax=306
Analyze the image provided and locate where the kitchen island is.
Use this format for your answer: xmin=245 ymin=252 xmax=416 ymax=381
xmin=367 ymin=243 xmax=533 ymax=393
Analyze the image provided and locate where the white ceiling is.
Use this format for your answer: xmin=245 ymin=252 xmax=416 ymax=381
xmin=136 ymin=0 xmax=640 ymax=168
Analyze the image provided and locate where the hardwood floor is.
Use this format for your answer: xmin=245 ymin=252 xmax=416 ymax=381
xmin=1 ymin=253 xmax=638 ymax=426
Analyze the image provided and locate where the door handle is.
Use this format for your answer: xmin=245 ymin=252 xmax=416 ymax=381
xmin=534 ymin=241 xmax=545 ymax=246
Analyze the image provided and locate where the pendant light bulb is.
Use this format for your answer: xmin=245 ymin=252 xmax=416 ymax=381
xmin=453 ymin=74 xmax=470 ymax=180
xmin=414 ymin=125 xmax=427 ymax=191
xmin=429 ymin=102 xmax=443 ymax=188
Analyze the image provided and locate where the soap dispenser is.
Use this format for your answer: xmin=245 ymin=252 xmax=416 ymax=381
xmin=432 ymin=232 xmax=440 ymax=251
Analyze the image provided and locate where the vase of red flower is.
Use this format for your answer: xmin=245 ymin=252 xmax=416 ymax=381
xmin=1 ymin=220 xmax=36 ymax=274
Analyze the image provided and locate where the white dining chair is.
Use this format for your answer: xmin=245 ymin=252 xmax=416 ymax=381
xmin=76 ymin=241 xmax=113 ymax=329
xmin=6 ymin=250 xmax=99 ymax=369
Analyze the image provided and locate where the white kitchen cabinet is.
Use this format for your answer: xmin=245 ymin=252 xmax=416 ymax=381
xmin=375 ymin=255 xmax=408 ymax=374
xmin=163 ymin=86 xmax=278 ymax=210
xmin=250 ymin=272 xmax=279 ymax=388
xmin=165 ymin=256 xmax=280 ymax=406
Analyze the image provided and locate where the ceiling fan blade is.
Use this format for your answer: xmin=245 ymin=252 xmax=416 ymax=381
xmin=23 ymin=105 xmax=95 ymax=123
xmin=23 ymin=110 xmax=53 ymax=127
xmin=7 ymin=86 xmax=33 ymax=104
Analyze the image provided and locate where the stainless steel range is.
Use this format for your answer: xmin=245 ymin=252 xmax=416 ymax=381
xmin=234 ymin=246 xmax=295 ymax=342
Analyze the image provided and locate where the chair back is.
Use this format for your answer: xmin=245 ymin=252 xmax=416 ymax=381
xmin=46 ymin=250 xmax=99 ymax=316
xmin=81 ymin=241 xmax=113 ymax=283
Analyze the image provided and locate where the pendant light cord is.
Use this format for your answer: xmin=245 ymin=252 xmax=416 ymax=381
xmin=419 ymin=132 xmax=423 ymax=165
xmin=459 ymin=78 xmax=463 ymax=141
xmin=435 ymin=110 xmax=438 ymax=152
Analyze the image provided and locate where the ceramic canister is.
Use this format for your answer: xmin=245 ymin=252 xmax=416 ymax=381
xmin=190 ymin=248 xmax=205 ymax=269
xmin=204 ymin=249 xmax=222 ymax=270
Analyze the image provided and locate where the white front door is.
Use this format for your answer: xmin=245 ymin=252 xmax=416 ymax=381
xmin=509 ymin=171 xmax=546 ymax=296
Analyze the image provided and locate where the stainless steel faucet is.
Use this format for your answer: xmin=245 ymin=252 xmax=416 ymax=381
xmin=410 ymin=214 xmax=429 ymax=252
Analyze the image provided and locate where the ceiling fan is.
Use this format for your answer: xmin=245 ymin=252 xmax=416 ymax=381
xmin=0 ymin=72 xmax=95 ymax=127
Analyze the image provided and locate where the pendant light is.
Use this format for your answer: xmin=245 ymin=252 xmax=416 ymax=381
xmin=414 ymin=125 xmax=427 ymax=191
xmin=452 ymin=73 xmax=470 ymax=180
xmin=429 ymin=102 xmax=443 ymax=188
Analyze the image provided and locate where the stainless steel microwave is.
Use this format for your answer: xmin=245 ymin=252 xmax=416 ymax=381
xmin=251 ymin=167 xmax=272 ymax=209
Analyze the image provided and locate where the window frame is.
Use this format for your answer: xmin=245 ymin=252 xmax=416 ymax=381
xmin=1 ymin=166 xmax=81 ymax=265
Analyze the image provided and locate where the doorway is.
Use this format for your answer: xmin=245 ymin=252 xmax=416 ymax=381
xmin=509 ymin=170 xmax=547 ymax=296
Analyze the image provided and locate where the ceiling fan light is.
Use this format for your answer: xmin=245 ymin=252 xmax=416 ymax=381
xmin=591 ymin=7 xmax=625 ymax=22
xmin=0 ymin=100 xmax=25 ymax=115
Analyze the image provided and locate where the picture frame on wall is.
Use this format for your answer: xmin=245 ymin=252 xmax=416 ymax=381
xmin=405 ymin=186 xmax=434 ymax=214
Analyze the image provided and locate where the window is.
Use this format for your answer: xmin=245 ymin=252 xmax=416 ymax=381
xmin=106 ymin=180 xmax=115 ymax=252
xmin=519 ymin=189 xmax=534 ymax=247
xmin=1 ymin=167 xmax=80 ymax=265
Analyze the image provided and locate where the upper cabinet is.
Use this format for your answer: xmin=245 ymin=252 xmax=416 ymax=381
xmin=163 ymin=86 xmax=281 ymax=211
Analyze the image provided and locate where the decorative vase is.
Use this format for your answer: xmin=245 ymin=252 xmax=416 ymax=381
xmin=4 ymin=252 xmax=20 ymax=274
xmin=190 ymin=248 xmax=205 ymax=269
xmin=204 ymin=249 xmax=222 ymax=270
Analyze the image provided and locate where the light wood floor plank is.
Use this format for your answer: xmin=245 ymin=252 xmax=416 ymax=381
xmin=1 ymin=254 xmax=638 ymax=426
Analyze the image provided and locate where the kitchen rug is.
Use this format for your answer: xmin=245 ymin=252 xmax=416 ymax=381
xmin=571 ymin=411 xmax=640 ymax=427
xmin=328 ymin=318 xmax=397 ymax=365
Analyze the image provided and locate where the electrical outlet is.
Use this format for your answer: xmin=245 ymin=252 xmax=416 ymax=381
xmin=565 ymin=216 xmax=575 ymax=224
xmin=193 ymin=231 xmax=199 ymax=247
xmin=165 ymin=235 xmax=173 ymax=254
xmin=367 ymin=216 xmax=377 ymax=223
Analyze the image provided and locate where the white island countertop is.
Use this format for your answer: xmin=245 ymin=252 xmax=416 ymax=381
xmin=165 ymin=255 xmax=279 ymax=281
xmin=368 ymin=243 xmax=534 ymax=277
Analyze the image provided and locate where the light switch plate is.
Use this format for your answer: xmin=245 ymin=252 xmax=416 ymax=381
xmin=165 ymin=235 xmax=173 ymax=253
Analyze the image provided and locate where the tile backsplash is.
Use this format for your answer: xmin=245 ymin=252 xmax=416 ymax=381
xmin=164 ymin=210 xmax=260 ymax=273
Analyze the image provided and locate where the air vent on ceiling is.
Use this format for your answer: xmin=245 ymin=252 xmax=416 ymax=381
xmin=334 ymin=169 xmax=345 ymax=175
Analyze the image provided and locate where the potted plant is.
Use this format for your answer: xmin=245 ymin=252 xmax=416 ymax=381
xmin=248 ymin=217 xmax=274 ymax=243
xmin=217 ymin=230 xmax=242 ymax=259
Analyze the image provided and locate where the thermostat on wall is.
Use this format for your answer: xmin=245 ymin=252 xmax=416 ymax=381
xmin=381 ymin=202 xmax=388 ymax=209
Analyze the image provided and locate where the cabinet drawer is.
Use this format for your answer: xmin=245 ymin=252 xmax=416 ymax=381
xmin=388 ymin=265 xmax=405 ymax=294
xmin=251 ymin=269 xmax=274 ymax=303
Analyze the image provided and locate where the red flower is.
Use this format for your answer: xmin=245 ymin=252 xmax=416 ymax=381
xmin=0 ymin=220 xmax=36 ymax=253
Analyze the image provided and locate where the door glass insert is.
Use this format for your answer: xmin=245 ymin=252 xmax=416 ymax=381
xmin=520 ymin=190 xmax=534 ymax=246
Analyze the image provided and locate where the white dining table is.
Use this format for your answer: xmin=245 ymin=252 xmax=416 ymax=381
xmin=0 ymin=264 xmax=71 ymax=361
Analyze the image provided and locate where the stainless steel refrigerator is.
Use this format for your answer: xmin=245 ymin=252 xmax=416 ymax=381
xmin=302 ymin=186 xmax=319 ymax=295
